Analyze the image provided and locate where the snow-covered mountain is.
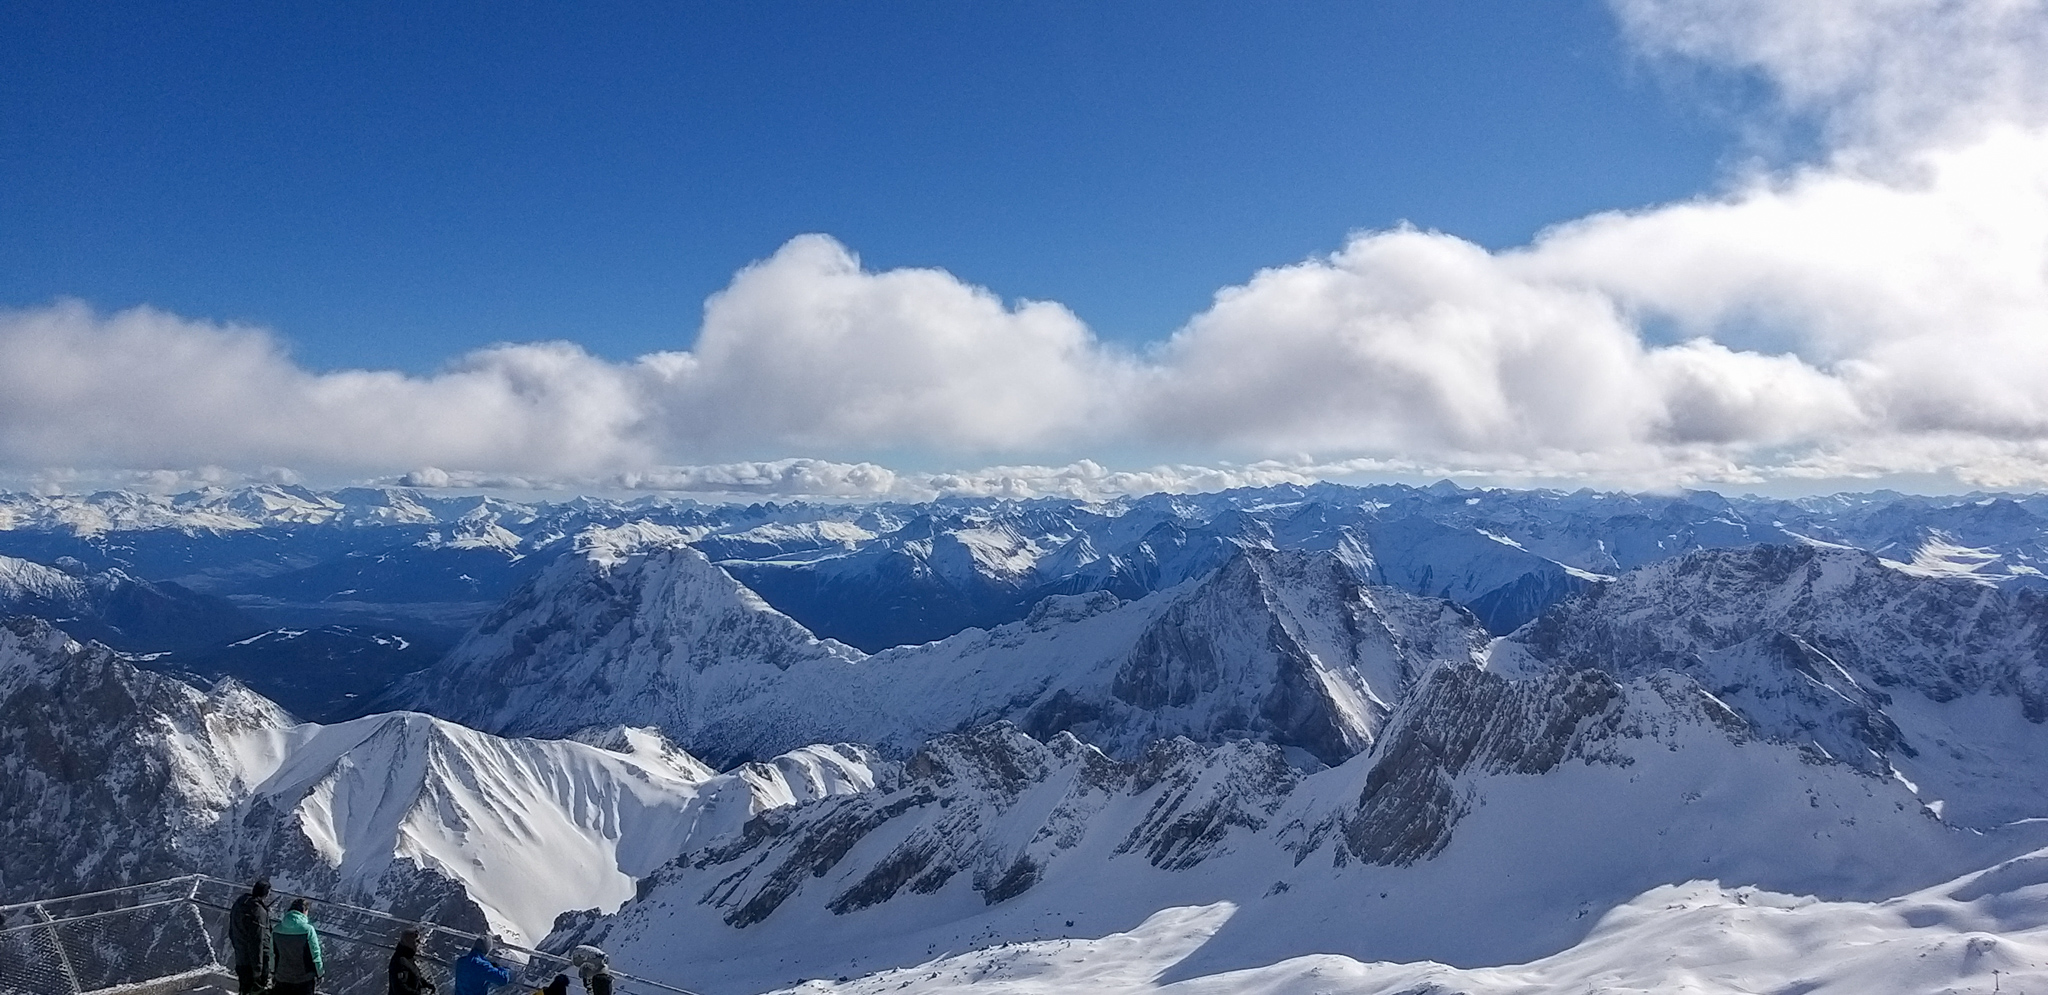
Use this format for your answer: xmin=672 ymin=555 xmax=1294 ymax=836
xmin=0 ymin=616 xmax=877 ymax=944
xmin=395 ymin=528 xmax=1488 ymax=767
xmin=545 ymin=663 xmax=2041 ymax=995
xmin=1493 ymin=543 xmax=2048 ymax=827
xmin=0 ymin=552 xmax=256 ymax=651
xmin=3 ymin=481 xmax=2042 ymax=675
xmin=8 ymin=482 xmax=2048 ymax=995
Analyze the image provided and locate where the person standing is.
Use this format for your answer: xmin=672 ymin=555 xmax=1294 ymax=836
xmin=567 ymin=947 xmax=613 ymax=995
xmin=451 ymin=936 xmax=512 ymax=995
xmin=271 ymin=898 xmax=325 ymax=995
xmin=226 ymin=879 xmax=274 ymax=994
xmin=389 ymin=928 xmax=437 ymax=995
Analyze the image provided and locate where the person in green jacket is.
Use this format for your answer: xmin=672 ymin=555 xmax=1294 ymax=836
xmin=271 ymin=898 xmax=326 ymax=994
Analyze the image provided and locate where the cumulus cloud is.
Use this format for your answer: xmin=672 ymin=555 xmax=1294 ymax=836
xmin=644 ymin=235 xmax=1132 ymax=453
xmin=0 ymin=301 xmax=654 ymax=473
xmin=7 ymin=0 xmax=2048 ymax=494
xmin=1612 ymin=0 xmax=2048 ymax=150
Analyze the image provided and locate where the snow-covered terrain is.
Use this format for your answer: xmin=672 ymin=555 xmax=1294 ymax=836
xmin=0 ymin=616 xmax=877 ymax=943
xmin=8 ymin=481 xmax=2040 ymax=659
xmin=6 ymin=482 xmax=2048 ymax=995
xmin=763 ymin=858 xmax=2048 ymax=995
xmin=546 ymin=665 xmax=2046 ymax=995
xmin=396 ymin=530 xmax=1487 ymax=767
xmin=1492 ymin=543 xmax=2048 ymax=827
xmin=0 ymin=552 xmax=255 ymax=651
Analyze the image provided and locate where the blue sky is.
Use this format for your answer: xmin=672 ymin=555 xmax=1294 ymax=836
xmin=4 ymin=0 xmax=2048 ymax=499
xmin=3 ymin=1 xmax=1731 ymax=371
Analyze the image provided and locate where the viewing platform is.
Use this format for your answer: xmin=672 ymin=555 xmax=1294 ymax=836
xmin=0 ymin=876 xmax=693 ymax=995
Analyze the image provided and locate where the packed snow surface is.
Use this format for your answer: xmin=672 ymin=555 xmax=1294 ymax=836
xmin=770 ymin=852 xmax=2048 ymax=995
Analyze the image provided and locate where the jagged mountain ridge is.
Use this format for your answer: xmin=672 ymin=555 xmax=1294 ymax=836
xmin=0 ymin=616 xmax=879 ymax=943
xmin=1493 ymin=542 xmax=2048 ymax=826
xmin=9 ymin=482 xmax=2042 ymax=663
xmin=395 ymin=529 xmax=1488 ymax=767
xmin=547 ymin=662 xmax=2035 ymax=995
xmin=0 ymin=552 xmax=258 ymax=652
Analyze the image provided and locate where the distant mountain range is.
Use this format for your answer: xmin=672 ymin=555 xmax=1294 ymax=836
xmin=3 ymin=482 xmax=2047 ymax=994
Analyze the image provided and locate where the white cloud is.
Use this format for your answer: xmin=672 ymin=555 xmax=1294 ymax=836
xmin=1611 ymin=0 xmax=2048 ymax=150
xmin=0 ymin=301 xmax=654 ymax=474
xmin=642 ymin=235 xmax=1132 ymax=455
xmin=7 ymin=1 xmax=2048 ymax=495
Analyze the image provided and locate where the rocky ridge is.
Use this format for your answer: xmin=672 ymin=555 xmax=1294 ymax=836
xmin=396 ymin=533 xmax=1489 ymax=768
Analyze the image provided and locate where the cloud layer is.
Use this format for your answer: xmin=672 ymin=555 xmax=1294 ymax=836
xmin=7 ymin=0 xmax=2048 ymax=495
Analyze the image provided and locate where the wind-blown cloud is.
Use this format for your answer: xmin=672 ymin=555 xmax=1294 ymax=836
xmin=7 ymin=0 xmax=2048 ymax=494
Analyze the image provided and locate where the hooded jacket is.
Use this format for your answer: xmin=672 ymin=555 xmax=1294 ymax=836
xmin=451 ymin=951 xmax=513 ymax=995
xmin=389 ymin=940 xmax=434 ymax=995
xmin=227 ymin=892 xmax=272 ymax=975
xmin=272 ymin=910 xmax=325 ymax=984
xmin=569 ymin=946 xmax=612 ymax=995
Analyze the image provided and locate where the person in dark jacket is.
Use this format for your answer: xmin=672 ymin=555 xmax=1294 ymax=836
xmin=451 ymin=935 xmax=513 ymax=995
xmin=271 ymin=898 xmax=325 ymax=994
xmin=390 ymin=928 xmax=437 ymax=995
xmin=227 ymin=879 xmax=274 ymax=994
xmin=542 ymin=976 xmax=570 ymax=995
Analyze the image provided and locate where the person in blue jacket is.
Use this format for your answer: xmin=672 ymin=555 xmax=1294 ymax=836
xmin=451 ymin=935 xmax=514 ymax=995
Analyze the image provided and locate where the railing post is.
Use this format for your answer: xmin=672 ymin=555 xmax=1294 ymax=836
xmin=185 ymin=876 xmax=223 ymax=971
xmin=31 ymin=903 xmax=84 ymax=995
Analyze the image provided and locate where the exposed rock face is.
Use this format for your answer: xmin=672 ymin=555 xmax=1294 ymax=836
xmin=1333 ymin=666 xmax=1747 ymax=866
xmin=1496 ymin=543 xmax=2048 ymax=825
xmin=601 ymin=723 xmax=1299 ymax=933
xmin=0 ymin=617 xmax=879 ymax=944
xmin=401 ymin=535 xmax=1489 ymax=768
xmin=1103 ymin=549 xmax=1483 ymax=766
xmin=550 ymin=664 xmax=2001 ymax=995
xmin=558 ymin=668 xmax=1760 ymax=939
xmin=388 ymin=527 xmax=867 ymax=756
xmin=0 ymin=617 xmax=283 ymax=900
xmin=1506 ymin=544 xmax=2048 ymax=716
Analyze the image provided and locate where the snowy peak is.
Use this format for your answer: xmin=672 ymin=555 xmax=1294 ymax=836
xmin=1108 ymin=547 xmax=1484 ymax=766
xmin=555 ymin=673 xmax=2005 ymax=994
xmin=1507 ymin=543 xmax=2048 ymax=714
xmin=400 ymin=539 xmax=1487 ymax=769
xmin=396 ymin=531 xmax=862 ymax=740
xmin=1329 ymin=665 xmax=1748 ymax=866
xmin=1499 ymin=542 xmax=2048 ymax=826
xmin=602 ymin=722 xmax=1297 ymax=935
xmin=0 ymin=614 xmax=882 ymax=946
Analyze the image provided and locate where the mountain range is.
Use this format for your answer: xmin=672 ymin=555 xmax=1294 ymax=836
xmin=3 ymin=481 xmax=2048 ymax=994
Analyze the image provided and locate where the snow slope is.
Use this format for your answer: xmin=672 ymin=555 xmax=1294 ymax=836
xmin=0 ymin=617 xmax=876 ymax=943
xmin=0 ymin=552 xmax=255 ymax=651
xmin=1494 ymin=543 xmax=2048 ymax=827
xmin=397 ymin=532 xmax=1488 ymax=767
xmin=765 ymin=851 xmax=2048 ymax=995
xmin=548 ymin=665 xmax=2041 ymax=995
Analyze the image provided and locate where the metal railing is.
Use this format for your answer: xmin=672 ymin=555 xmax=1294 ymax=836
xmin=0 ymin=876 xmax=697 ymax=995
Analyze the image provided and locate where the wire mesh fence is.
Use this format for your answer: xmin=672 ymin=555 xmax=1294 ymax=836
xmin=1 ymin=877 xmax=696 ymax=995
